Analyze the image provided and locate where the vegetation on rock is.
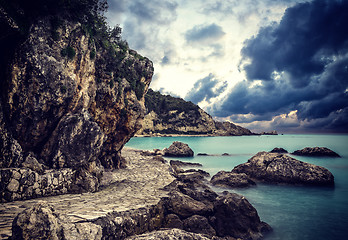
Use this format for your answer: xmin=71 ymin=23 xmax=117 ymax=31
xmin=140 ymin=89 xmax=254 ymax=136
xmin=0 ymin=0 xmax=153 ymax=200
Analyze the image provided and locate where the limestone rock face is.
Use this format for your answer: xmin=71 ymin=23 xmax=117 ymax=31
xmin=138 ymin=89 xmax=254 ymax=136
xmin=163 ymin=141 xmax=194 ymax=157
xmin=210 ymin=171 xmax=256 ymax=188
xmin=292 ymin=147 xmax=340 ymax=157
xmin=233 ymin=152 xmax=335 ymax=186
xmin=0 ymin=14 xmax=153 ymax=198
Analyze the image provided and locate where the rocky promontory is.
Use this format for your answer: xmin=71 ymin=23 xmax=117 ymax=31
xmin=232 ymin=152 xmax=335 ymax=186
xmin=137 ymin=89 xmax=254 ymax=136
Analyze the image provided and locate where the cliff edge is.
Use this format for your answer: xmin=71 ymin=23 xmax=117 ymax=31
xmin=0 ymin=0 xmax=153 ymax=200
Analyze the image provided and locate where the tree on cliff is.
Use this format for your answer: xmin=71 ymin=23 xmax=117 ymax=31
xmin=0 ymin=0 xmax=108 ymax=35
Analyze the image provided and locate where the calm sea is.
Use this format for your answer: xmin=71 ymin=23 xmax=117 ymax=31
xmin=126 ymin=134 xmax=348 ymax=240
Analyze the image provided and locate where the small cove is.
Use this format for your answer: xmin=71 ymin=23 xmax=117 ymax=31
xmin=126 ymin=134 xmax=348 ymax=240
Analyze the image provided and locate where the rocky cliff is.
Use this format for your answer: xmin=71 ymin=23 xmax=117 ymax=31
xmin=137 ymin=89 xmax=253 ymax=136
xmin=0 ymin=1 xmax=153 ymax=199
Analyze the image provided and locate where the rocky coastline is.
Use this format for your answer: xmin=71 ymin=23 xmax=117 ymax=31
xmin=0 ymin=147 xmax=272 ymax=240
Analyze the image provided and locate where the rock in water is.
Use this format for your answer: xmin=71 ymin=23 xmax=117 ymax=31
xmin=233 ymin=152 xmax=334 ymax=186
xmin=211 ymin=192 xmax=272 ymax=239
xmin=270 ymin=147 xmax=288 ymax=153
xmin=210 ymin=171 xmax=256 ymax=188
xmin=292 ymin=147 xmax=340 ymax=157
xmin=164 ymin=142 xmax=194 ymax=157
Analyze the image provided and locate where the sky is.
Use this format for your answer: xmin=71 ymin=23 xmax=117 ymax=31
xmin=106 ymin=0 xmax=348 ymax=133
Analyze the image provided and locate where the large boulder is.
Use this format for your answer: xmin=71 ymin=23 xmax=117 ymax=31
xmin=12 ymin=202 xmax=63 ymax=240
xmin=183 ymin=215 xmax=216 ymax=236
xmin=166 ymin=190 xmax=213 ymax=218
xmin=211 ymin=192 xmax=271 ymax=239
xmin=210 ymin=171 xmax=256 ymax=188
xmin=164 ymin=142 xmax=194 ymax=157
xmin=12 ymin=202 xmax=102 ymax=240
xmin=233 ymin=152 xmax=335 ymax=186
xmin=292 ymin=147 xmax=340 ymax=157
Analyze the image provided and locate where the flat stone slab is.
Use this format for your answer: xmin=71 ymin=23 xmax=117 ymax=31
xmin=0 ymin=148 xmax=175 ymax=239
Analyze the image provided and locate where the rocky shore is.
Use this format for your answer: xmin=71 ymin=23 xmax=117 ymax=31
xmin=0 ymin=148 xmax=271 ymax=240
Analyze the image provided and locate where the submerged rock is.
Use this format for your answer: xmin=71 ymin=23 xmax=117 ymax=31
xmin=210 ymin=171 xmax=256 ymax=188
xmin=292 ymin=147 xmax=340 ymax=157
xmin=233 ymin=152 xmax=334 ymax=186
xmin=164 ymin=141 xmax=194 ymax=157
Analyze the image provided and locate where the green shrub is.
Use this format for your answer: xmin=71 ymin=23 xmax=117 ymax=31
xmin=61 ymin=46 xmax=76 ymax=60
xmin=90 ymin=49 xmax=96 ymax=59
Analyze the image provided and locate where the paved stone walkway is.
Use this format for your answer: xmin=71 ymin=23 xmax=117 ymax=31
xmin=0 ymin=148 xmax=175 ymax=239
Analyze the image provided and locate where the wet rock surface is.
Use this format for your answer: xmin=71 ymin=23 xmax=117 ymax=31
xmin=292 ymin=147 xmax=340 ymax=157
xmin=210 ymin=171 xmax=256 ymax=188
xmin=163 ymin=141 xmax=194 ymax=157
xmin=233 ymin=152 xmax=335 ymax=186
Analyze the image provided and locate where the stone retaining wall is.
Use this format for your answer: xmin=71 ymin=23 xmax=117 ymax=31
xmin=0 ymin=168 xmax=75 ymax=202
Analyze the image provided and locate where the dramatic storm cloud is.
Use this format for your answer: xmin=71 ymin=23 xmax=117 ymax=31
xmin=106 ymin=0 xmax=347 ymax=133
xmin=186 ymin=74 xmax=227 ymax=104
xmin=210 ymin=0 xmax=348 ymax=132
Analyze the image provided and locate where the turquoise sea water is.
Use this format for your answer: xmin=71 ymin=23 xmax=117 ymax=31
xmin=126 ymin=134 xmax=348 ymax=240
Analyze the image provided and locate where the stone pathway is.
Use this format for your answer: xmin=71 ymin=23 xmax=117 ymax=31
xmin=0 ymin=148 xmax=175 ymax=239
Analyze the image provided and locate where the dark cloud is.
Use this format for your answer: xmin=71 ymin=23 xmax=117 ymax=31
xmin=186 ymin=74 xmax=227 ymax=104
xmin=210 ymin=0 xmax=348 ymax=132
xmin=241 ymin=0 xmax=348 ymax=86
xmin=185 ymin=23 xmax=225 ymax=43
xmin=128 ymin=0 xmax=178 ymax=24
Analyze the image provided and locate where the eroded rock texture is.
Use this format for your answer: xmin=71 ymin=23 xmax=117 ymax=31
xmin=163 ymin=141 xmax=194 ymax=157
xmin=233 ymin=152 xmax=334 ymax=186
xmin=0 ymin=14 xmax=153 ymax=200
